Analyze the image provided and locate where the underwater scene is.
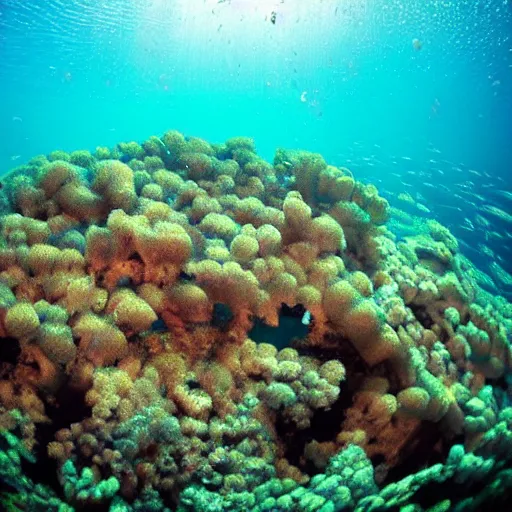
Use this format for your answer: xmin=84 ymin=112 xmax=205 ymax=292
xmin=0 ymin=0 xmax=511 ymax=511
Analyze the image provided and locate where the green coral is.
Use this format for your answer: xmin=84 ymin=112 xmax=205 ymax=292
xmin=48 ymin=150 xmax=71 ymax=162
xmin=61 ymin=459 xmax=120 ymax=504
xmin=118 ymin=141 xmax=145 ymax=160
xmin=70 ymin=150 xmax=95 ymax=168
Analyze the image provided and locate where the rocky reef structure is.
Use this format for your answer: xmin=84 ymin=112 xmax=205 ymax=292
xmin=0 ymin=131 xmax=511 ymax=511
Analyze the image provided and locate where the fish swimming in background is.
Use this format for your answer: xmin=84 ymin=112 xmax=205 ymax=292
xmin=480 ymin=205 xmax=512 ymax=224
xmin=412 ymin=38 xmax=423 ymax=51
xmin=12 ymin=116 xmax=22 ymax=122
xmin=478 ymin=244 xmax=495 ymax=258
xmin=490 ymin=189 xmax=512 ymax=202
xmin=475 ymin=214 xmax=491 ymax=228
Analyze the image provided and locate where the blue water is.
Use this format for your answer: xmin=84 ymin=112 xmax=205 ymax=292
xmin=1 ymin=0 xmax=511 ymax=291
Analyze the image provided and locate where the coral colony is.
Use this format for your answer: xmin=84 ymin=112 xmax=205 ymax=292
xmin=0 ymin=131 xmax=511 ymax=511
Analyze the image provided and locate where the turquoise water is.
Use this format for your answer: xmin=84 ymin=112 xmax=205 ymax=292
xmin=0 ymin=1 xmax=512 ymax=511
xmin=1 ymin=0 xmax=511 ymax=294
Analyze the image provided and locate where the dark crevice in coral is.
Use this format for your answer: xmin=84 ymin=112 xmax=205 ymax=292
xmin=437 ymin=327 xmax=450 ymax=343
xmin=150 ymin=317 xmax=168 ymax=332
xmin=407 ymin=468 xmax=511 ymax=512
xmin=211 ymin=303 xmax=234 ymax=331
xmin=74 ymin=501 xmax=111 ymax=512
xmin=0 ymin=336 xmax=21 ymax=365
xmin=489 ymin=374 xmax=508 ymax=390
xmin=249 ymin=304 xmax=309 ymax=351
xmin=281 ymin=303 xmax=307 ymax=319
xmin=382 ymin=421 xmax=446 ymax=486
xmin=276 ymin=336 xmax=368 ymax=475
xmin=127 ymin=252 xmax=144 ymax=264
xmin=309 ymin=382 xmax=352 ymax=442
xmin=33 ymin=211 xmax=50 ymax=222
xmin=370 ymin=453 xmax=386 ymax=467
xmin=283 ymin=379 xmax=356 ymax=476
xmin=23 ymin=384 xmax=91 ymax=499
xmin=295 ymin=333 xmax=370 ymax=375
xmin=179 ymin=270 xmax=196 ymax=281
xmin=408 ymin=303 xmax=434 ymax=329
xmin=460 ymin=310 xmax=471 ymax=325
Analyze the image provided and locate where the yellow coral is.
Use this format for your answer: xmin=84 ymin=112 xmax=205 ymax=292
xmin=93 ymin=160 xmax=137 ymax=211
xmin=198 ymin=213 xmax=239 ymax=241
xmin=309 ymin=215 xmax=346 ymax=253
xmin=348 ymin=271 xmax=374 ymax=297
xmin=37 ymin=161 xmax=78 ymax=198
xmin=73 ymin=313 xmax=128 ymax=366
xmin=230 ymin=234 xmax=259 ymax=265
xmin=283 ymin=192 xmax=312 ymax=233
xmin=38 ymin=322 xmax=76 ymax=364
xmin=108 ymin=289 xmax=158 ymax=333
xmin=5 ymin=301 xmax=40 ymax=339
xmin=27 ymin=244 xmax=61 ymax=276
xmin=166 ymin=283 xmax=212 ymax=323
xmin=397 ymin=387 xmax=431 ymax=418
xmin=55 ymin=182 xmax=105 ymax=222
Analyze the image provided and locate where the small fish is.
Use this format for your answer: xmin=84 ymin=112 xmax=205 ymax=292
xmin=491 ymin=189 xmax=512 ymax=202
xmin=10 ymin=155 xmax=21 ymax=161
xmin=12 ymin=116 xmax=22 ymax=122
xmin=458 ymin=190 xmax=485 ymax=202
xmin=489 ymin=262 xmax=512 ymax=287
xmin=475 ymin=214 xmax=491 ymax=228
xmin=412 ymin=38 xmax=423 ymax=51
xmin=478 ymin=244 xmax=494 ymax=258
xmin=487 ymin=230 xmax=504 ymax=240
xmin=463 ymin=218 xmax=475 ymax=229
xmin=438 ymin=204 xmax=463 ymax=212
xmin=480 ymin=205 xmax=512 ymax=224
xmin=301 ymin=310 xmax=311 ymax=325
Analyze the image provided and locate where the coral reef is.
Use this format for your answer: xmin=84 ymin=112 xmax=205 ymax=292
xmin=0 ymin=131 xmax=511 ymax=511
